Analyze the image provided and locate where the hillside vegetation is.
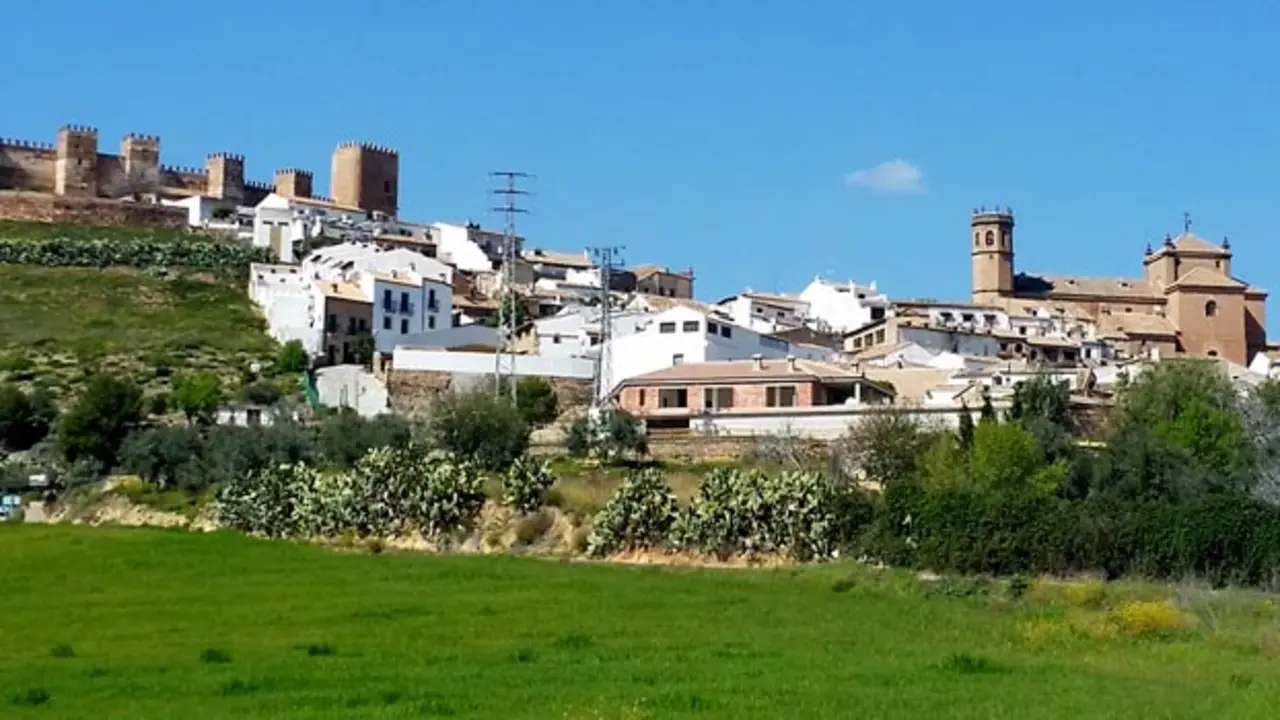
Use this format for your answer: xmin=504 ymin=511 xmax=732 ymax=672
xmin=1 ymin=526 xmax=1278 ymax=719
xmin=0 ymin=220 xmax=275 ymax=403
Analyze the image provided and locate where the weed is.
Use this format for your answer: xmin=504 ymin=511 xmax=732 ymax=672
xmin=1111 ymin=601 xmax=1193 ymax=638
xmin=50 ymin=642 xmax=76 ymax=658
xmin=300 ymin=643 xmax=335 ymax=657
xmin=514 ymin=509 xmax=555 ymax=546
xmin=1229 ymin=674 xmax=1253 ymax=689
xmin=199 ymin=647 xmax=232 ymax=664
xmin=925 ymin=575 xmax=992 ymax=600
xmin=831 ymin=577 xmax=857 ymax=594
xmin=1007 ymin=575 xmax=1031 ymax=601
xmin=1021 ymin=619 xmax=1072 ymax=647
xmin=218 ymin=678 xmax=260 ymax=696
xmin=11 ymin=688 xmax=51 ymax=707
xmin=942 ymin=653 xmax=1005 ymax=674
xmin=554 ymin=633 xmax=594 ymax=651
xmin=512 ymin=648 xmax=538 ymax=663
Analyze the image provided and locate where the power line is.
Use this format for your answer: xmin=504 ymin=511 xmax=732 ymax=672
xmin=589 ymin=245 xmax=625 ymax=404
xmin=489 ymin=170 xmax=531 ymax=403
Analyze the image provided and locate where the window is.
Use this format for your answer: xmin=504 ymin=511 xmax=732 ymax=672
xmin=776 ymin=310 xmax=785 ymax=318
xmin=382 ymin=289 xmax=393 ymax=310
xmin=720 ymin=325 xmax=732 ymax=338
xmin=428 ymin=315 xmax=435 ymax=330
xmin=347 ymin=317 xmax=357 ymax=334
xmin=428 ymin=288 xmax=438 ymax=311
xmin=853 ymin=336 xmax=863 ymax=349
xmin=766 ymin=385 xmax=797 ymax=407
xmin=985 ymin=230 xmax=995 ymax=246
xmin=1018 ymin=326 xmax=1027 ymax=336
xmin=672 ymin=354 xmax=684 ymax=365
xmin=384 ymin=180 xmax=392 ymax=193
xmin=707 ymin=321 xmax=719 ymax=334
xmin=400 ymin=318 xmax=409 ymax=334
xmin=638 ymin=389 xmax=646 ymax=407
xmin=874 ymin=329 xmax=886 ymax=344
xmin=984 ymin=314 xmax=996 ymax=326
xmin=552 ymin=334 xmax=561 ymax=344
xmin=703 ymin=387 xmax=734 ymax=409
xmin=1205 ymin=300 xmax=1218 ymax=317
xmin=399 ymin=292 xmax=410 ymax=313
xmin=659 ymin=322 xmax=676 ymax=334
xmin=1208 ymin=349 xmax=1219 ymax=358
xmin=974 ymin=232 xmax=981 ymax=247
xmin=870 ymin=307 xmax=885 ymax=320
xmin=658 ymin=388 xmax=688 ymax=408
xmin=358 ymin=318 xmax=368 ymax=334
xmin=326 ymin=314 xmax=337 ymax=332
xmin=755 ymin=307 xmax=764 ymax=314
xmin=383 ymin=315 xmax=392 ymax=330
xmin=961 ymin=313 xmax=974 ymax=323
xmin=682 ymin=320 xmax=700 ymax=332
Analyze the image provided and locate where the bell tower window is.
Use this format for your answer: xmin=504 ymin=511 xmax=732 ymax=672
xmin=1205 ymin=300 xmax=1217 ymax=317
xmin=985 ymin=230 xmax=995 ymax=247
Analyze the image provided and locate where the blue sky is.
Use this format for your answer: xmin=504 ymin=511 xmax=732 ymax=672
xmin=9 ymin=1 xmax=1280 ymax=326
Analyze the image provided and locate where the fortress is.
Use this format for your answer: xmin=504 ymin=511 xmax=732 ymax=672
xmin=0 ymin=124 xmax=400 ymax=216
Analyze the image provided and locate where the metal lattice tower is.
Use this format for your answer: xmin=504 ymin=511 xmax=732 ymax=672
xmin=490 ymin=171 xmax=530 ymax=402
xmin=589 ymin=245 xmax=625 ymax=404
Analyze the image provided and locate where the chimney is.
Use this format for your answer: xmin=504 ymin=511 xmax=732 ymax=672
xmin=786 ymin=355 xmax=797 ymax=371
xmin=751 ymin=353 xmax=764 ymax=370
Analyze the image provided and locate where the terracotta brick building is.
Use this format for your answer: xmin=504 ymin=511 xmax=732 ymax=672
xmin=970 ymin=208 xmax=1267 ymax=365
xmin=612 ymin=356 xmax=893 ymax=429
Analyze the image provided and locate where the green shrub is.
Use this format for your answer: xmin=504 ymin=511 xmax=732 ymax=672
xmin=0 ymin=236 xmax=269 ymax=272
xmin=275 ymin=341 xmax=308 ymax=373
xmin=671 ymin=468 xmax=847 ymax=561
xmin=502 ymin=456 xmax=554 ymax=513
xmin=56 ymin=375 xmax=143 ymax=468
xmin=0 ymin=383 xmax=56 ymax=451
xmin=171 ymin=371 xmax=224 ymax=424
xmin=316 ymin=411 xmax=413 ymax=468
xmin=565 ymin=409 xmax=647 ymax=463
xmin=425 ymin=389 xmax=529 ymax=471
xmin=237 ymin=380 xmax=282 ymax=406
xmin=588 ymin=468 xmax=677 ymax=556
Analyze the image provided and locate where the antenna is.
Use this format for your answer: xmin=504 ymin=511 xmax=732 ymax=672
xmin=489 ymin=170 xmax=532 ymax=402
xmin=588 ymin=245 xmax=626 ymax=404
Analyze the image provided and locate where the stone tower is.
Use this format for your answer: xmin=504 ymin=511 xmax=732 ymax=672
xmin=971 ymin=207 xmax=1015 ymax=304
xmin=330 ymin=142 xmax=398 ymax=216
xmin=205 ymin=152 xmax=245 ymax=203
xmin=55 ymin=125 xmax=99 ymax=197
xmin=119 ymin=133 xmax=160 ymax=195
xmin=273 ymin=168 xmax=313 ymax=199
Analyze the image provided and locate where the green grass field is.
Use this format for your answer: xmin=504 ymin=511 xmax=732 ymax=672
xmin=2 ymin=526 xmax=1278 ymax=718
xmin=0 ymin=265 xmax=274 ymax=399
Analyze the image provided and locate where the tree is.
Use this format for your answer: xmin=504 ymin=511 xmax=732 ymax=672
xmin=171 ymin=372 xmax=225 ymax=425
xmin=276 ymin=340 xmax=309 ymax=373
xmin=480 ymin=293 xmax=528 ymax=329
xmin=238 ymin=380 xmax=282 ymax=406
xmin=0 ymin=384 xmax=55 ymax=451
xmin=1104 ymin=360 xmax=1254 ymax=500
xmin=57 ymin=375 xmax=143 ymax=469
xmin=510 ymin=376 xmax=559 ymax=427
xmin=351 ymin=336 xmax=376 ymax=368
xmin=833 ymin=409 xmax=934 ymax=486
xmin=1008 ymin=373 xmax=1071 ymax=429
xmin=956 ymin=402 xmax=975 ymax=450
xmin=424 ymin=389 xmax=529 ymax=471
xmin=968 ymin=420 xmax=1064 ymax=498
xmin=317 ymin=411 xmax=414 ymax=468
xmin=979 ymin=391 xmax=997 ymax=423
xmin=565 ymin=409 xmax=647 ymax=463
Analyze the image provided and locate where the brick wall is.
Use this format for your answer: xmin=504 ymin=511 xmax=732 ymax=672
xmin=619 ymin=380 xmax=818 ymax=414
xmin=387 ymin=368 xmax=592 ymax=417
xmin=0 ymin=191 xmax=188 ymax=229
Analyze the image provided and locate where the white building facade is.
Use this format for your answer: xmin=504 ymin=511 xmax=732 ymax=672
xmin=798 ymin=278 xmax=892 ymax=334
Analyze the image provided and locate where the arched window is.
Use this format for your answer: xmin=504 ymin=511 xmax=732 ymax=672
xmin=974 ymin=232 xmax=980 ymax=247
xmin=1205 ymin=300 xmax=1218 ymax=317
xmin=1001 ymin=231 xmax=1010 ymax=248
xmin=985 ymin=230 xmax=995 ymax=247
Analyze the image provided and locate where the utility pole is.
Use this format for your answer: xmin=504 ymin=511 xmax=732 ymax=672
xmin=490 ymin=171 xmax=531 ymax=403
xmin=589 ymin=245 xmax=625 ymax=405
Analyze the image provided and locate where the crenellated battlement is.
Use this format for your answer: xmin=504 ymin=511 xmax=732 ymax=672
xmin=207 ymin=151 xmax=245 ymax=162
xmin=124 ymin=133 xmax=160 ymax=142
xmin=276 ymin=167 xmax=312 ymax=176
xmin=337 ymin=141 xmax=397 ymax=156
xmin=244 ymin=179 xmax=273 ymax=191
xmin=59 ymin=124 xmax=98 ymax=135
xmin=0 ymin=138 xmax=55 ymax=151
xmin=160 ymin=164 xmax=207 ymax=176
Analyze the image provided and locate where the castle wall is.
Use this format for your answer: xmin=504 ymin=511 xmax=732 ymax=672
xmin=95 ymin=153 xmax=126 ymax=197
xmin=0 ymin=143 xmax=56 ymax=193
xmin=0 ymin=191 xmax=188 ymax=229
xmin=159 ymin=166 xmax=207 ymax=196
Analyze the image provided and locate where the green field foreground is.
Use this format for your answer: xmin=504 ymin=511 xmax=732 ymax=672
xmin=2 ymin=527 xmax=1279 ymax=719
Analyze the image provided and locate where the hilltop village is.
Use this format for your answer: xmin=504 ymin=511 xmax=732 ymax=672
xmin=2 ymin=123 xmax=1277 ymax=435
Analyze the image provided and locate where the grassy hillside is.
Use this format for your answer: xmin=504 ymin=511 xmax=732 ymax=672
xmin=0 ymin=265 xmax=275 ymax=401
xmin=0 ymin=219 xmax=224 ymax=243
xmin=1 ymin=526 xmax=1278 ymax=719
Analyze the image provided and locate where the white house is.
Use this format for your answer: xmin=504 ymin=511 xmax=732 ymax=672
xmin=601 ymin=306 xmax=833 ymax=397
xmin=248 ymin=263 xmax=323 ymax=354
xmin=798 ymin=277 xmax=892 ymax=334
xmin=357 ymin=268 xmax=454 ymax=354
xmin=433 ymin=222 xmax=525 ymax=272
xmin=717 ymin=292 xmax=810 ymax=334
xmin=533 ymin=307 xmax=650 ymax=358
xmin=253 ymin=193 xmax=370 ymax=262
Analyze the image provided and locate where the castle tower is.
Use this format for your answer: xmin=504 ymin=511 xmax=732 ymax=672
xmin=971 ymin=207 xmax=1015 ymax=304
xmin=119 ymin=133 xmax=160 ymax=196
xmin=205 ymin=152 xmax=245 ymax=203
xmin=55 ymin=125 xmax=99 ymax=197
xmin=273 ymin=168 xmax=313 ymax=199
xmin=331 ymin=142 xmax=398 ymax=216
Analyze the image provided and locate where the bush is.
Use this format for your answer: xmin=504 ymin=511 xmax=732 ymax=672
xmin=276 ymin=341 xmax=309 ymax=373
xmin=425 ymin=389 xmax=529 ymax=471
xmin=0 ymin=236 xmax=269 ymax=272
xmin=237 ymin=380 xmax=282 ymax=406
xmin=671 ymin=468 xmax=846 ymax=560
xmin=316 ymin=411 xmax=413 ymax=468
xmin=171 ymin=371 xmax=224 ymax=424
xmin=0 ymin=383 xmax=56 ymax=451
xmin=565 ymin=409 xmax=647 ymax=463
xmin=56 ymin=375 xmax=143 ymax=468
xmin=833 ymin=409 xmax=936 ymax=486
xmin=513 ymin=376 xmax=559 ymax=427
xmin=118 ymin=427 xmax=206 ymax=490
xmin=502 ymin=456 xmax=554 ymax=513
xmin=588 ymin=468 xmax=677 ymax=556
